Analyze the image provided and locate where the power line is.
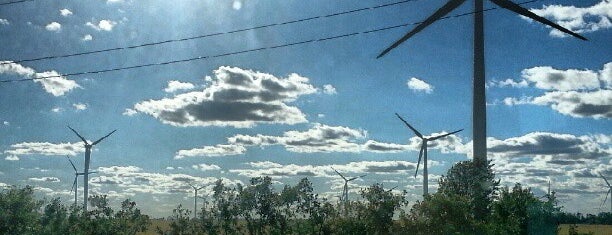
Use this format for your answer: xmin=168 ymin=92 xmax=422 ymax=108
xmin=0 ymin=0 xmax=34 ymax=6
xmin=0 ymin=0 xmax=539 ymax=84
xmin=0 ymin=0 xmax=420 ymax=66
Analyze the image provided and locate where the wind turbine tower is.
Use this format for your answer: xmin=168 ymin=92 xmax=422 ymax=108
xmin=68 ymin=126 xmax=116 ymax=211
xmin=377 ymin=0 xmax=586 ymax=170
xmin=396 ymin=113 xmax=462 ymax=197
xmin=188 ymin=182 xmax=206 ymax=218
xmin=599 ymin=173 xmax=611 ymax=213
xmin=66 ymin=156 xmax=97 ymax=206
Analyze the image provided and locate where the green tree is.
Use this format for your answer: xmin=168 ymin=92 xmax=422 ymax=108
xmin=359 ymin=183 xmax=407 ymax=235
xmin=437 ymin=160 xmax=499 ymax=220
xmin=0 ymin=185 xmax=43 ymax=234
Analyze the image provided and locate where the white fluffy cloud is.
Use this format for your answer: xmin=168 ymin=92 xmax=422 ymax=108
xmin=322 ymin=84 xmax=337 ymax=95
xmin=86 ymin=20 xmax=117 ymax=31
xmin=29 ymin=177 xmax=60 ymax=182
xmin=81 ymin=34 xmax=93 ymax=41
xmin=3 ymin=142 xmax=84 ymax=158
xmin=526 ymin=0 xmax=612 ymax=37
xmin=406 ymin=77 xmax=433 ymax=93
xmin=164 ymin=80 xmax=195 ymax=93
xmin=487 ymin=78 xmax=529 ymax=88
xmin=502 ymin=63 xmax=612 ymax=119
xmin=73 ymin=103 xmax=87 ymax=111
xmin=192 ymin=163 xmax=221 ymax=171
xmin=60 ymin=9 xmax=73 ymax=17
xmin=174 ymin=145 xmax=246 ymax=159
xmin=230 ymin=160 xmax=419 ymax=178
xmin=132 ymin=66 xmax=317 ymax=128
xmin=45 ymin=22 xmax=61 ymax=31
xmin=0 ymin=19 xmax=9 ymax=25
xmin=521 ymin=66 xmax=601 ymax=91
xmin=0 ymin=61 xmax=80 ymax=96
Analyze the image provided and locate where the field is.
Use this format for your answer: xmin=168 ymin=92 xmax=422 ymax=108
xmin=558 ymin=224 xmax=612 ymax=235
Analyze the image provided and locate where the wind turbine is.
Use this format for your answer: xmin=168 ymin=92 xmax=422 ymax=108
xmin=376 ymin=0 xmax=586 ymax=169
xmin=599 ymin=173 xmax=611 ymax=213
xmin=187 ymin=182 xmax=206 ymax=218
xmin=68 ymin=126 xmax=116 ymax=212
xmin=66 ymin=156 xmax=97 ymax=206
xmin=331 ymin=167 xmax=366 ymax=202
xmin=396 ymin=113 xmax=462 ymax=197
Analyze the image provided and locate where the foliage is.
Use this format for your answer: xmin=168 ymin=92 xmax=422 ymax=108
xmin=0 ymin=185 xmax=43 ymax=235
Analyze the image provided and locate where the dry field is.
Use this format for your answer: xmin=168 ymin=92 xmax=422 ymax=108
xmin=558 ymin=224 xmax=612 ymax=235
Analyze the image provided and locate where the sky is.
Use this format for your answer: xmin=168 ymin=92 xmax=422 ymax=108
xmin=0 ymin=0 xmax=610 ymax=217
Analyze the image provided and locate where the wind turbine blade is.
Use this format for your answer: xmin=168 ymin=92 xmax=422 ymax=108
xmin=599 ymin=173 xmax=611 ymax=187
xmin=377 ymin=0 xmax=467 ymax=58
xmin=197 ymin=186 xmax=206 ymax=190
xmin=331 ymin=167 xmax=347 ymax=181
xmin=490 ymin=0 xmax=587 ymax=40
xmin=602 ymin=189 xmax=610 ymax=208
xmin=66 ymin=156 xmax=77 ymax=172
xmin=67 ymin=126 xmax=88 ymax=145
xmin=388 ymin=186 xmax=398 ymax=192
xmin=414 ymin=144 xmax=424 ymax=178
xmin=395 ymin=113 xmax=423 ymax=138
xmin=88 ymin=171 xmax=98 ymax=174
xmin=92 ymin=130 xmax=117 ymax=145
xmin=348 ymin=175 xmax=367 ymax=181
xmin=71 ymin=177 xmax=77 ymax=192
xmin=429 ymin=129 xmax=463 ymax=141
xmin=187 ymin=182 xmax=195 ymax=189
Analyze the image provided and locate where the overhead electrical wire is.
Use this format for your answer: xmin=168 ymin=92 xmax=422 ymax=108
xmin=0 ymin=0 xmax=539 ymax=84
xmin=0 ymin=0 xmax=421 ymax=66
xmin=0 ymin=0 xmax=34 ymax=7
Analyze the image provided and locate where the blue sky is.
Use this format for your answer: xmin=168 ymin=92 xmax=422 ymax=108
xmin=0 ymin=0 xmax=610 ymax=217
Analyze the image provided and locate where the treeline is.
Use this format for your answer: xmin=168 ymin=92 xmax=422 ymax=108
xmin=1 ymin=161 xmax=611 ymax=235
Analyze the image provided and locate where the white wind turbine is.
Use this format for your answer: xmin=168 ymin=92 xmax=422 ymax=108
xmin=188 ymin=182 xmax=206 ymax=218
xmin=331 ymin=167 xmax=366 ymax=202
xmin=396 ymin=113 xmax=462 ymax=197
xmin=599 ymin=173 xmax=611 ymax=213
xmin=66 ymin=156 xmax=97 ymax=206
xmin=68 ymin=126 xmax=116 ymax=211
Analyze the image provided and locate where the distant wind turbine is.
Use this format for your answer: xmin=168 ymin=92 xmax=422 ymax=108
xmin=68 ymin=126 xmax=116 ymax=211
xmin=188 ymin=182 xmax=206 ymax=218
xmin=396 ymin=113 xmax=462 ymax=197
xmin=377 ymin=0 xmax=586 ymax=170
xmin=599 ymin=173 xmax=611 ymax=213
xmin=331 ymin=167 xmax=366 ymax=203
xmin=66 ymin=156 xmax=97 ymax=206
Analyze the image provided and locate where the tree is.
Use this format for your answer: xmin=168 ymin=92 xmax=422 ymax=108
xmin=359 ymin=183 xmax=407 ymax=235
xmin=437 ymin=160 xmax=499 ymax=220
xmin=0 ymin=185 xmax=43 ymax=234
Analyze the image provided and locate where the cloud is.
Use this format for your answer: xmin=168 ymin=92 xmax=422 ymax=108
xmin=521 ymin=66 xmax=601 ymax=91
xmin=122 ymin=108 xmax=137 ymax=116
xmin=406 ymin=77 xmax=433 ymax=93
xmin=4 ymin=142 xmax=84 ymax=157
xmin=5 ymin=155 xmax=19 ymax=161
xmin=60 ymin=9 xmax=73 ymax=17
xmin=487 ymin=78 xmax=529 ymax=88
xmin=51 ymin=107 xmax=63 ymax=113
xmin=174 ymin=144 xmax=246 ymax=159
xmin=525 ymin=0 xmax=612 ymax=37
xmin=45 ymin=22 xmax=61 ymax=31
xmin=91 ymin=165 xmax=242 ymax=196
xmin=531 ymin=90 xmax=612 ymax=119
xmin=0 ymin=19 xmax=9 ymax=25
xmin=81 ymin=34 xmax=93 ymax=41
xmin=29 ymin=177 xmax=60 ymax=182
xmin=192 ymin=164 xmax=221 ymax=171
xmin=164 ymin=80 xmax=195 ymax=93
xmin=502 ymin=63 xmax=612 ymax=119
xmin=73 ymin=103 xmax=87 ymax=111
xmin=2 ymin=121 xmax=8 ymax=126
xmin=0 ymin=61 xmax=80 ymax=96
xmin=232 ymin=0 xmax=243 ymax=10
xmin=86 ymin=20 xmax=117 ymax=31
xmin=228 ymin=123 xmax=366 ymax=153
xmin=230 ymin=160 xmax=419 ymax=178
xmin=487 ymin=132 xmax=611 ymax=160
xmin=363 ymin=140 xmax=410 ymax=153
xmin=107 ymin=0 xmax=125 ymax=4
xmin=131 ymin=66 xmax=317 ymax=128
xmin=322 ymin=84 xmax=337 ymax=95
